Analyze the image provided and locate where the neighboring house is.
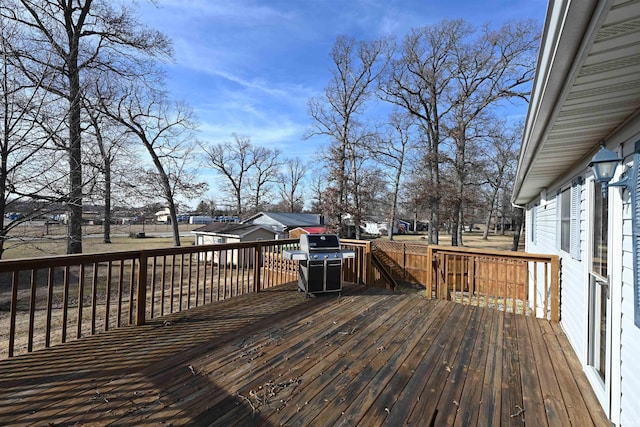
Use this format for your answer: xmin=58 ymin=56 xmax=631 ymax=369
xmin=512 ymin=1 xmax=640 ymax=425
xmin=192 ymin=223 xmax=277 ymax=265
xmin=242 ymin=212 xmax=324 ymax=237
xmin=155 ymin=208 xmax=170 ymax=223
xmin=361 ymin=218 xmax=411 ymax=236
xmin=288 ymin=226 xmax=329 ymax=239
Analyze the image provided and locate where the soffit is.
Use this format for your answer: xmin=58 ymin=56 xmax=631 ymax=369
xmin=514 ymin=0 xmax=640 ymax=204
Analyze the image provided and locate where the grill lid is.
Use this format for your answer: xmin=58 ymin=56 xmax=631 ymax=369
xmin=300 ymin=234 xmax=340 ymax=251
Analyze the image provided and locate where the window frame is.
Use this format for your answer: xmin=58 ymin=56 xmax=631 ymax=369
xmin=557 ymin=178 xmax=582 ymax=259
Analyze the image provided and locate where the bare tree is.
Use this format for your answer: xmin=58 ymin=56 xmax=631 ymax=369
xmin=277 ymin=158 xmax=306 ymax=212
xmin=202 ymin=134 xmax=256 ymax=218
xmin=373 ymin=112 xmax=413 ymax=240
xmin=307 ymin=35 xmax=390 ymax=237
xmin=100 ymin=85 xmax=206 ymax=246
xmin=380 ymin=21 xmax=463 ymax=244
xmin=83 ymin=90 xmax=134 ymax=243
xmin=203 ymin=135 xmax=282 ymax=218
xmin=248 ymin=146 xmax=282 ymax=214
xmin=0 ymin=15 xmax=66 ymax=257
xmin=1 ymin=0 xmax=172 ymax=253
xmin=481 ymin=121 xmax=520 ymax=240
xmin=446 ymin=20 xmax=539 ymax=246
xmin=380 ymin=19 xmax=538 ymax=245
xmin=308 ymin=166 xmax=328 ymax=215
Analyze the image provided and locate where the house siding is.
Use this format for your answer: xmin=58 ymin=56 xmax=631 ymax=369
xmin=527 ymin=187 xmax=587 ymax=362
xmin=619 ymin=153 xmax=640 ymax=426
xmin=559 ymin=182 xmax=587 ymax=361
xmin=524 ymin=133 xmax=640 ymax=425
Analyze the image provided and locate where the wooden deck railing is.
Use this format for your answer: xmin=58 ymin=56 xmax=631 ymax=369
xmin=0 ymin=238 xmax=558 ymax=358
xmin=341 ymin=239 xmax=397 ymax=290
xmin=426 ymin=245 xmax=560 ymax=321
xmin=0 ymin=238 xmax=379 ymax=358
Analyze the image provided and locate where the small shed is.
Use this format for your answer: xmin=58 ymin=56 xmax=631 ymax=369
xmin=288 ymin=226 xmax=329 ymax=239
xmin=192 ymin=223 xmax=277 ymax=265
xmin=155 ymin=208 xmax=171 ymax=223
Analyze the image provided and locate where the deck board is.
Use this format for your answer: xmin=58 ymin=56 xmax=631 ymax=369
xmin=0 ymin=283 xmax=609 ymax=426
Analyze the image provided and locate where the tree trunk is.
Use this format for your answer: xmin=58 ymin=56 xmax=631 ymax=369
xmin=456 ymin=208 xmax=464 ymax=246
xmin=168 ymin=198 xmax=181 ymax=246
xmin=511 ymin=207 xmax=524 ymax=251
xmin=483 ymin=187 xmax=499 ymax=240
xmin=67 ymin=48 xmax=83 ymax=254
xmin=103 ymin=159 xmax=112 ymax=243
xmin=429 ymin=208 xmax=439 ymax=245
xmin=483 ymin=210 xmax=492 ymax=240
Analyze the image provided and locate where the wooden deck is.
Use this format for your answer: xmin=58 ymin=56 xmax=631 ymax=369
xmin=0 ymin=284 xmax=609 ymax=426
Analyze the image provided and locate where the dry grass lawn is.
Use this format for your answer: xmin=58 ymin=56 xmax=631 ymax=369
xmin=380 ymin=230 xmax=518 ymax=251
xmin=2 ymin=225 xmax=519 ymax=260
xmin=2 ymin=223 xmax=201 ymax=260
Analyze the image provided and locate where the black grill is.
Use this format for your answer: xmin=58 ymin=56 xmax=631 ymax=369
xmin=283 ymin=234 xmax=355 ymax=296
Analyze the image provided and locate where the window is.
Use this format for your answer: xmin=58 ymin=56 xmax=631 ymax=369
xmin=558 ymin=179 xmax=582 ymax=259
xmin=588 ymin=180 xmax=608 ymax=380
xmin=592 ymin=183 xmax=607 ymax=277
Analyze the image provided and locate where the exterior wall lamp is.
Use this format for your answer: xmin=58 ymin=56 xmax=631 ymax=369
xmin=589 ymin=140 xmax=640 ymax=328
xmin=588 ymin=141 xmax=622 ymax=197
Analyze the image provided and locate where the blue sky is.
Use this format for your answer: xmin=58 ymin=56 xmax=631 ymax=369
xmin=137 ymin=0 xmax=548 ymax=206
xmin=139 ymin=0 xmax=547 ymax=206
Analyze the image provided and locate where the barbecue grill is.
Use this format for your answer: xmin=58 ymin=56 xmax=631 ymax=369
xmin=283 ymin=234 xmax=356 ymax=296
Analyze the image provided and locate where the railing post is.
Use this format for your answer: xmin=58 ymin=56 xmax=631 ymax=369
xmin=403 ymin=243 xmax=407 ymax=282
xmin=426 ymin=246 xmax=433 ymax=299
xmin=9 ymin=271 xmax=19 ymax=358
xmin=136 ymin=252 xmax=147 ymax=326
xmin=550 ymin=255 xmax=560 ymax=322
xmin=364 ymin=241 xmax=372 ymax=286
xmin=253 ymin=243 xmax=262 ymax=292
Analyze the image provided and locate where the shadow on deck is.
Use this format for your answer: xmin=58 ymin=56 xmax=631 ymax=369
xmin=0 ymin=283 xmax=608 ymax=426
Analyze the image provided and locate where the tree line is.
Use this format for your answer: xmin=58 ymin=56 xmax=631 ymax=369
xmin=306 ymin=19 xmax=539 ymax=247
xmin=0 ymin=0 xmax=539 ymax=259
xmin=0 ymin=1 xmax=311 ymax=259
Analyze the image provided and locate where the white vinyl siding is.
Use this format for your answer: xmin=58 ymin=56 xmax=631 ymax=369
xmin=526 ymin=187 xmax=586 ymax=363
xmin=619 ymin=158 xmax=640 ymax=427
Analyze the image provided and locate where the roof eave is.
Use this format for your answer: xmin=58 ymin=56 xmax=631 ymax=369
xmin=512 ymin=0 xmax=608 ymax=205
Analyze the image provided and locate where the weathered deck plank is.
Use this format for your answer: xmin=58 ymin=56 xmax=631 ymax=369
xmin=0 ymin=283 xmax=609 ymax=426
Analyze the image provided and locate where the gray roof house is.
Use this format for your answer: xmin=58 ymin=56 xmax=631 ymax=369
xmin=192 ymin=223 xmax=277 ymax=243
xmin=241 ymin=212 xmax=324 ymax=235
xmin=192 ymin=223 xmax=278 ymax=266
xmin=512 ymin=1 xmax=640 ymax=425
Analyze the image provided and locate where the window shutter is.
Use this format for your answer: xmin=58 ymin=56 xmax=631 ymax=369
xmin=632 ymin=147 xmax=640 ymax=327
xmin=531 ymin=206 xmax=537 ymax=244
xmin=571 ymin=179 xmax=582 ymax=260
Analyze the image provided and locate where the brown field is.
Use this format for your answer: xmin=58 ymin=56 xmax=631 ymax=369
xmin=376 ymin=230 xmax=517 ymax=251
xmin=2 ymin=223 xmax=202 ymax=260
xmin=2 ymin=223 xmax=518 ymax=261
